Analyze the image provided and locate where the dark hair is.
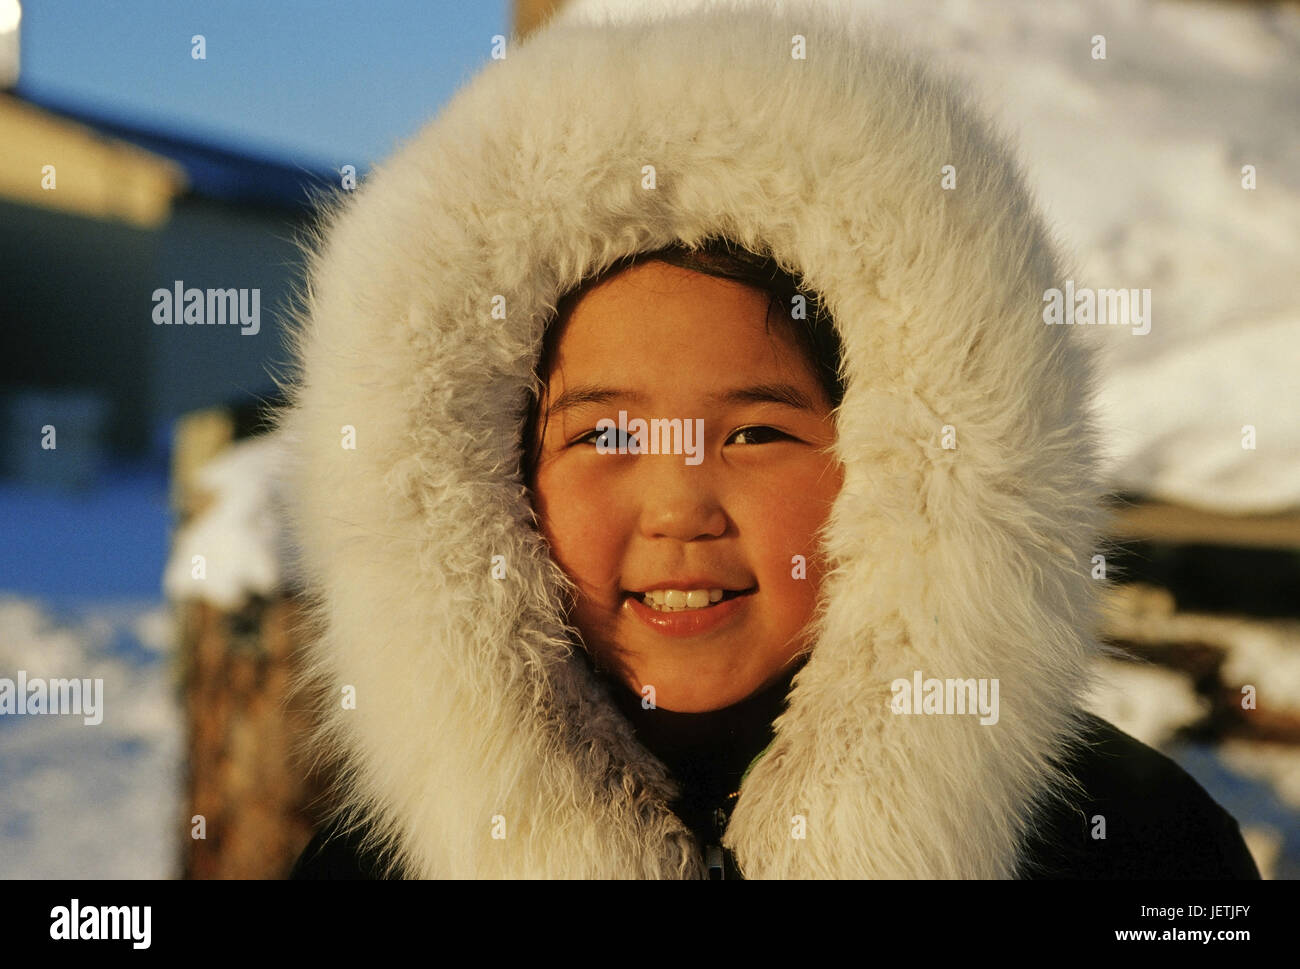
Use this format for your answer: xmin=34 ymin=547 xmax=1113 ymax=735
xmin=520 ymin=237 xmax=844 ymax=483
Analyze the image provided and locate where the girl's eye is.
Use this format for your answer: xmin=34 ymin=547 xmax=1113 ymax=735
xmin=575 ymin=427 xmax=639 ymax=449
xmin=572 ymin=425 xmax=791 ymax=448
xmin=727 ymin=426 xmax=789 ymax=446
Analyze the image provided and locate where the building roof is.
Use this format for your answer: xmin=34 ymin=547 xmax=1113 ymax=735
xmin=12 ymin=88 xmax=341 ymax=213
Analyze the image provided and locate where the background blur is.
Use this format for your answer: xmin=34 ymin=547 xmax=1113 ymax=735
xmin=1 ymin=0 xmax=1298 ymax=878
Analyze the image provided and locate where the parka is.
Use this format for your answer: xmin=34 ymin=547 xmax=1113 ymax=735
xmin=279 ymin=0 xmax=1260 ymax=880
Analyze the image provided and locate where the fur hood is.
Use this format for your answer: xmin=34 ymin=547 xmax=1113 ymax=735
xmin=278 ymin=0 xmax=1109 ymax=878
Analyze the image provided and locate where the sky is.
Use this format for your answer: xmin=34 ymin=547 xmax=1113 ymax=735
xmin=14 ymin=0 xmax=511 ymax=169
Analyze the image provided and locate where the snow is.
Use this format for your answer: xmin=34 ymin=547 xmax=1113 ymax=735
xmin=163 ymin=432 xmax=294 ymax=610
xmin=0 ymin=596 xmax=181 ymax=879
xmin=1219 ymin=617 xmax=1300 ymax=711
xmin=1085 ymin=657 xmax=1210 ymax=748
xmin=1097 ymin=317 xmax=1300 ymax=512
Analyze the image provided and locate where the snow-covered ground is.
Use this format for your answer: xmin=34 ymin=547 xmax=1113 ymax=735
xmin=0 ymin=596 xmax=181 ymax=879
xmin=0 ymin=460 xmax=180 ymax=879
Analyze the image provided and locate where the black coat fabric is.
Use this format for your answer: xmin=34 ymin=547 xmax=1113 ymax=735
xmin=291 ymin=676 xmax=1261 ymax=880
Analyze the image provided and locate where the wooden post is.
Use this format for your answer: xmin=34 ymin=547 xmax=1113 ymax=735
xmin=172 ymin=410 xmax=331 ymax=878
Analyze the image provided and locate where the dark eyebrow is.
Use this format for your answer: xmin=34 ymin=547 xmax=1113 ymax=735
xmin=708 ymin=382 xmax=820 ymax=412
xmin=546 ymin=386 xmax=648 ymax=417
xmin=545 ymin=382 xmax=819 ymax=416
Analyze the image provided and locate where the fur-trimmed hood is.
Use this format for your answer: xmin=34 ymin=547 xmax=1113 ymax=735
xmin=278 ymin=0 xmax=1109 ymax=878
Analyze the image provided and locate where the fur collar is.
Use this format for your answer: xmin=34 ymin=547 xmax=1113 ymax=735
xmin=278 ymin=0 xmax=1106 ymax=878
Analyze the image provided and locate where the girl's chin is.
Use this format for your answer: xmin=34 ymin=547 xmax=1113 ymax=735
xmin=607 ymin=652 xmax=771 ymax=710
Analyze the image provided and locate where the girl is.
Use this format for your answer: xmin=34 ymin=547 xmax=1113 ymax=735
xmin=283 ymin=1 xmax=1258 ymax=879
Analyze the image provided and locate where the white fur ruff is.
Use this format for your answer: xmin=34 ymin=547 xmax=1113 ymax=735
xmin=278 ymin=0 xmax=1108 ymax=878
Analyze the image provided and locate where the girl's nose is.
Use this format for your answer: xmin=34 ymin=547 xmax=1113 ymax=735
xmin=635 ymin=460 xmax=728 ymax=542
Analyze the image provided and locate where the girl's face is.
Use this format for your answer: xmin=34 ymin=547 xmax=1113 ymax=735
xmin=529 ymin=261 xmax=843 ymax=712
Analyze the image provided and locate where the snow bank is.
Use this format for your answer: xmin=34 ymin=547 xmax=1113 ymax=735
xmin=163 ymin=432 xmax=295 ymax=610
xmin=0 ymin=597 xmax=181 ymax=879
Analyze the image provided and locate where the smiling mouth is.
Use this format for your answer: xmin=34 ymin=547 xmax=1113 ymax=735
xmin=624 ymin=588 xmax=756 ymax=612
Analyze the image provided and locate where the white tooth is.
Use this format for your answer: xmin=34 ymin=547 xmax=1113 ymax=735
xmin=641 ymin=588 xmax=731 ymax=611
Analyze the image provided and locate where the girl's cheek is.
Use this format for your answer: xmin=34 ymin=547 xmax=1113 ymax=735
xmin=733 ymin=452 xmax=840 ymax=517
xmin=758 ymin=459 xmax=841 ymax=574
xmin=537 ymin=463 xmax=625 ymax=568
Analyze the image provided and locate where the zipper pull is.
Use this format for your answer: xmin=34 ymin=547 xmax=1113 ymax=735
xmin=705 ymin=805 xmax=729 ymax=879
xmin=705 ymin=843 xmax=725 ymax=880
xmin=708 ymin=746 xmax=766 ymax=879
